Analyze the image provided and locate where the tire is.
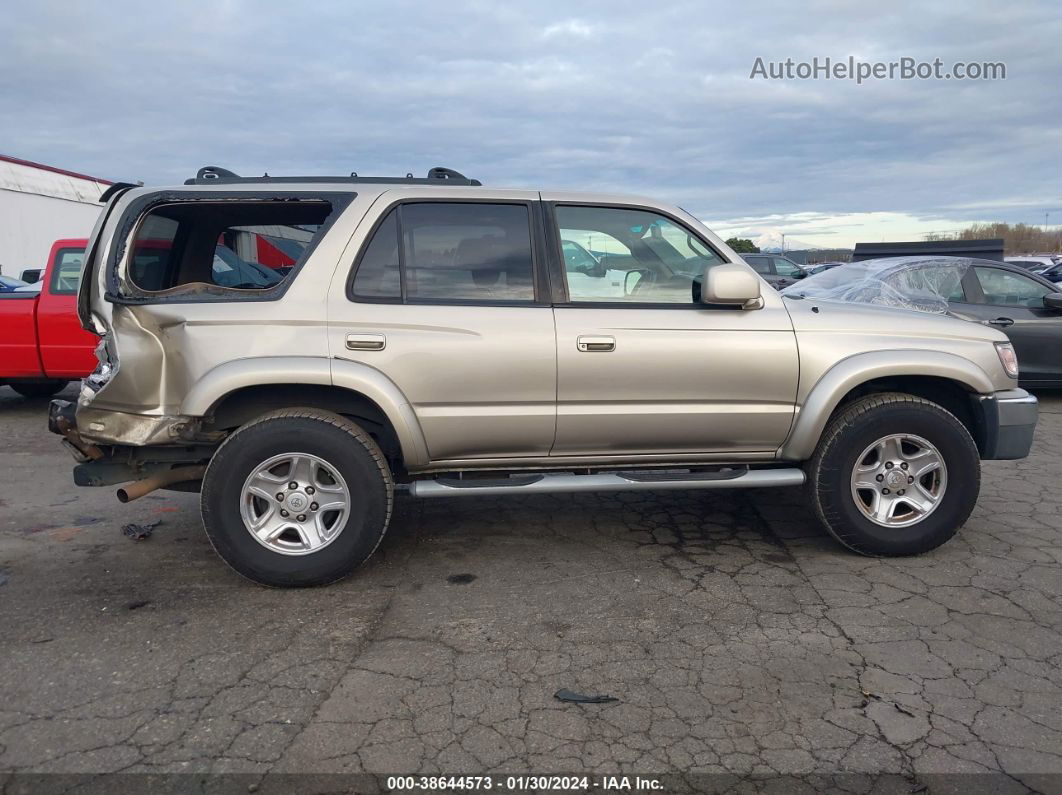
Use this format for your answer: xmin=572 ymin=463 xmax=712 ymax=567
xmin=201 ymin=408 xmax=393 ymax=587
xmin=10 ymin=380 xmax=67 ymax=399
xmin=806 ymin=393 xmax=980 ymax=556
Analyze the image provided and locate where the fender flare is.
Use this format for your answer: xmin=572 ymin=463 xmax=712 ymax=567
xmin=779 ymin=349 xmax=996 ymax=461
xmin=181 ymin=356 xmax=430 ymax=467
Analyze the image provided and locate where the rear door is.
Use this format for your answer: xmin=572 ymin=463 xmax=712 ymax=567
xmin=545 ymin=201 xmax=798 ymax=456
xmin=329 ymin=191 xmax=557 ymax=462
xmin=953 ymin=265 xmax=1060 ymax=384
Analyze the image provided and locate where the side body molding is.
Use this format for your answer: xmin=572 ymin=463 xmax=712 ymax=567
xmin=779 ymin=350 xmax=997 ymax=461
xmin=180 ymin=356 xmax=430 ymax=468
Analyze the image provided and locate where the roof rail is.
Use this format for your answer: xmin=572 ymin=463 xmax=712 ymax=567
xmin=184 ymin=166 xmax=482 ymax=186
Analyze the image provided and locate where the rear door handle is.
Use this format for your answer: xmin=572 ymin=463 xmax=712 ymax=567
xmin=577 ymin=335 xmax=616 ymax=352
xmin=346 ymin=333 xmax=386 ymax=351
xmin=987 ymin=317 xmax=1014 ymax=328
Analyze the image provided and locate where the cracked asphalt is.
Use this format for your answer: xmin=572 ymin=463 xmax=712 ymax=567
xmin=1 ymin=385 xmax=1060 ymax=791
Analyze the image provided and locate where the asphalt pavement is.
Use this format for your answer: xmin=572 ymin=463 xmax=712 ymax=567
xmin=1 ymin=385 xmax=1060 ymax=791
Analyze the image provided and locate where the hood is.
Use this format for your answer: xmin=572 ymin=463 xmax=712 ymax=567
xmin=782 ymin=291 xmax=1008 ymax=344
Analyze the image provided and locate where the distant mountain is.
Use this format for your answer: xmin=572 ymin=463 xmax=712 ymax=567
xmin=752 ymin=229 xmax=821 ymax=252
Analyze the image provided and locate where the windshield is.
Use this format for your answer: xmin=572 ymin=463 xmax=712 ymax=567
xmin=0 ymin=275 xmax=29 ymax=288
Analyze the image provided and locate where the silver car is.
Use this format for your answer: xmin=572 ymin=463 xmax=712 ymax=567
xmin=50 ymin=167 xmax=1037 ymax=586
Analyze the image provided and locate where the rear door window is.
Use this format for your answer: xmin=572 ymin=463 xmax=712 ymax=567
xmin=350 ymin=202 xmax=536 ymax=303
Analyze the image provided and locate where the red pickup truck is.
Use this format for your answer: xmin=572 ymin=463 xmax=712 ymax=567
xmin=0 ymin=238 xmax=97 ymax=398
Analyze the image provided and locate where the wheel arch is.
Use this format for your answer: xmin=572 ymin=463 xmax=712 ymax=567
xmin=780 ymin=350 xmax=995 ymax=461
xmin=183 ymin=356 xmax=429 ymax=470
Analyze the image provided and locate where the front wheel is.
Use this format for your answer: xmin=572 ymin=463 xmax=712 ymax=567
xmin=201 ymin=408 xmax=393 ymax=587
xmin=807 ymin=393 xmax=980 ymax=556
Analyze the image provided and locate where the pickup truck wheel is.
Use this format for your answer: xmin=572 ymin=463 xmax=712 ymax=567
xmin=807 ymin=393 xmax=980 ymax=556
xmin=10 ymin=380 xmax=67 ymax=399
xmin=201 ymin=409 xmax=393 ymax=587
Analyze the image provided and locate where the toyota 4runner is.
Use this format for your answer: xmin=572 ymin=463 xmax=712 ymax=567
xmin=50 ymin=166 xmax=1038 ymax=586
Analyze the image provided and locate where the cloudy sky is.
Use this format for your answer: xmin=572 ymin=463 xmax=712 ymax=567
xmin=2 ymin=0 xmax=1060 ymax=247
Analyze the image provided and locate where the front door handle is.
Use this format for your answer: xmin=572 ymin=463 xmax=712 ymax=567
xmin=577 ymin=335 xmax=616 ymax=352
xmin=346 ymin=333 xmax=386 ymax=351
xmin=987 ymin=317 xmax=1014 ymax=328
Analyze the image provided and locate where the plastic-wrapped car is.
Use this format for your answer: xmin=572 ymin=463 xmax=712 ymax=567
xmin=783 ymin=256 xmax=1062 ymax=386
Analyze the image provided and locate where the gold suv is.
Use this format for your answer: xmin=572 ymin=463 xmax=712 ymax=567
xmin=49 ymin=166 xmax=1037 ymax=586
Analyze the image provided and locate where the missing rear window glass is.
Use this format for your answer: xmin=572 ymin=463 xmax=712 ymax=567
xmin=124 ymin=200 xmax=334 ymax=296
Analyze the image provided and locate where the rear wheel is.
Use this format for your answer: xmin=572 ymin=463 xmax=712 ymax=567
xmin=807 ymin=393 xmax=980 ymax=556
xmin=10 ymin=380 xmax=67 ymax=399
xmin=201 ymin=408 xmax=393 ymax=587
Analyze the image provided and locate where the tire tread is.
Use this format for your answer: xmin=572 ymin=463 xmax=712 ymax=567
xmin=201 ymin=407 xmax=393 ymax=586
xmin=806 ymin=392 xmax=979 ymax=556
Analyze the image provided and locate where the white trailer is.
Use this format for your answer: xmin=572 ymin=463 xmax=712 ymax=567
xmin=0 ymin=155 xmax=112 ymax=281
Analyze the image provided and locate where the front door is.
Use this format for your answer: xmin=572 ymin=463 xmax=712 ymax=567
xmin=546 ymin=202 xmax=799 ymax=456
xmin=952 ymin=265 xmax=1062 ymax=385
xmin=328 ymin=194 xmax=557 ymax=461
xmin=37 ymin=245 xmax=98 ymax=377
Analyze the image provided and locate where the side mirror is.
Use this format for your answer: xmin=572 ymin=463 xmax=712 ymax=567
xmin=624 ymin=269 xmax=648 ymax=296
xmin=1044 ymin=293 xmax=1062 ymax=311
xmin=793 ymin=270 xmax=808 ymax=279
xmin=702 ymin=263 xmax=763 ymax=309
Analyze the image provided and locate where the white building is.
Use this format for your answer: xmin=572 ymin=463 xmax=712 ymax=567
xmin=0 ymin=155 xmax=112 ymax=281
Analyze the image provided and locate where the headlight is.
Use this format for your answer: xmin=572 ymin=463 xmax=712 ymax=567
xmin=995 ymin=342 xmax=1019 ymax=379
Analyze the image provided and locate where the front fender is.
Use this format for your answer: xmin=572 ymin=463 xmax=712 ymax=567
xmin=181 ymin=355 xmax=430 ymax=468
xmin=779 ymin=350 xmax=997 ymax=461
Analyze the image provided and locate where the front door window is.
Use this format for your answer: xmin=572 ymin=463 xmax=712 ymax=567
xmin=555 ymin=205 xmax=723 ymax=303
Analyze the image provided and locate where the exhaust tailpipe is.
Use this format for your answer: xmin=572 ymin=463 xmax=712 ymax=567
xmin=117 ymin=465 xmax=208 ymax=503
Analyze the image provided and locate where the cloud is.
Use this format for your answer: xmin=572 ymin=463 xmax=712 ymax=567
xmin=541 ymin=19 xmax=595 ymax=38
xmin=1 ymin=0 xmax=1059 ymax=246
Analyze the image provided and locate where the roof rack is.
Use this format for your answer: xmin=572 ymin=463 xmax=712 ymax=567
xmin=184 ymin=166 xmax=482 ymax=186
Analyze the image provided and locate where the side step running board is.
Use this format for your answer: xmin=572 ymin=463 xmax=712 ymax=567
xmin=409 ymin=468 xmax=805 ymax=498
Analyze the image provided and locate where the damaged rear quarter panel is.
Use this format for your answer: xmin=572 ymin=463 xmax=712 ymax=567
xmin=80 ymin=189 xmax=380 ymax=436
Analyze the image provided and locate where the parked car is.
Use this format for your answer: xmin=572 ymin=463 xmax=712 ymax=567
xmin=807 ymin=261 xmax=846 ymax=275
xmin=741 ymin=253 xmax=808 ymax=289
xmin=1040 ymin=262 xmax=1062 ymax=283
xmin=0 ymin=238 xmax=97 ymax=398
xmin=51 ymin=167 xmax=1036 ymax=586
xmin=0 ymin=274 xmax=29 ymax=292
xmin=783 ymin=256 xmax=1062 ymax=387
xmin=1004 ymin=256 xmax=1056 ymax=273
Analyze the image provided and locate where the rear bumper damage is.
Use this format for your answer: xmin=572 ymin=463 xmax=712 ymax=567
xmin=64 ymin=402 xmax=205 ymax=447
xmin=49 ymin=399 xmax=212 ymax=498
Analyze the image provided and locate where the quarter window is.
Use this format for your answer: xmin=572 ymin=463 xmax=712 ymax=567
xmin=555 ymin=205 xmax=723 ymax=304
xmin=126 ymin=200 xmax=333 ymax=294
xmin=351 ymin=203 xmax=536 ymax=303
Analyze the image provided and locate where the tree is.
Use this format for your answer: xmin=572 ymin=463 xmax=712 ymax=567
xmin=925 ymin=222 xmax=1060 ymax=255
xmin=726 ymin=237 xmax=759 ymax=253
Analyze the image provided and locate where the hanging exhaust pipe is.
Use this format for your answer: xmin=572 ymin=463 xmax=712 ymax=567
xmin=117 ymin=465 xmax=208 ymax=503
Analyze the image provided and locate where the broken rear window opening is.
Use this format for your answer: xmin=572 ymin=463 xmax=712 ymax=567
xmin=119 ymin=198 xmax=336 ymax=298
